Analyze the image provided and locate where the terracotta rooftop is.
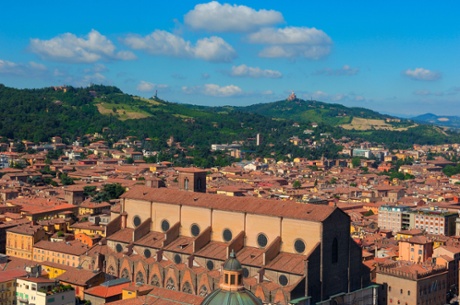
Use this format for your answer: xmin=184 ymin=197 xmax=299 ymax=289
xmin=134 ymin=231 xmax=165 ymax=249
xmin=56 ymin=267 xmax=104 ymax=286
xmin=107 ymin=228 xmax=134 ymax=243
xmin=194 ymin=241 xmax=228 ymax=260
xmin=7 ymin=224 xmax=43 ymax=235
xmin=34 ymin=240 xmax=89 ymax=256
xmin=265 ymin=252 xmax=307 ymax=275
xmin=121 ymin=186 xmax=337 ymax=222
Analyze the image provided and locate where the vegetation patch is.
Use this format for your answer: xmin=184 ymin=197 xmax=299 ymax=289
xmin=341 ymin=117 xmax=417 ymax=131
xmin=96 ymin=102 xmax=151 ymax=120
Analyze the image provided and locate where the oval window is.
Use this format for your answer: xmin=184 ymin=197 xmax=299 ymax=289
xmin=161 ymin=219 xmax=170 ymax=232
xmin=294 ymin=239 xmax=306 ymax=253
xmin=133 ymin=216 xmax=141 ymax=227
xmin=223 ymin=229 xmax=233 ymax=242
xmin=257 ymin=233 xmax=268 ymax=248
xmin=191 ymin=224 xmax=200 ymax=237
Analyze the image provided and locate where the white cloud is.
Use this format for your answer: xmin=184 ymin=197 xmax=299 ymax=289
xmin=403 ymin=68 xmax=441 ymax=81
xmin=194 ymin=36 xmax=236 ymax=62
xmin=182 ymin=83 xmax=242 ymax=97
xmin=137 ymin=81 xmax=169 ymax=92
xmin=123 ymin=30 xmax=236 ymax=62
xmin=0 ymin=59 xmax=47 ymax=76
xmin=314 ymin=65 xmax=359 ymax=76
xmin=184 ymin=1 xmax=283 ymax=32
xmin=248 ymin=27 xmax=332 ymax=59
xmin=30 ymin=29 xmax=136 ymax=63
xmin=231 ymin=64 xmax=282 ymax=78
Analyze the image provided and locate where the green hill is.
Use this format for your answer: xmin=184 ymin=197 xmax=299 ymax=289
xmin=0 ymin=84 xmax=458 ymax=154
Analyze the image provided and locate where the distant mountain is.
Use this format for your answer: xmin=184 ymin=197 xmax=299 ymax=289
xmin=412 ymin=113 xmax=460 ymax=129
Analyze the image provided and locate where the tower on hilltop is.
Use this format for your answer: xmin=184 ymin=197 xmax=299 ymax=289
xmin=287 ymin=91 xmax=297 ymax=101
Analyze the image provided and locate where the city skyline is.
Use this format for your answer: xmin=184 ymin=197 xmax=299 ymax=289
xmin=0 ymin=1 xmax=459 ymax=116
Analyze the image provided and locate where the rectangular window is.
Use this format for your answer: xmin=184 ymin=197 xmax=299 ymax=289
xmin=230 ymin=275 xmax=235 ymax=285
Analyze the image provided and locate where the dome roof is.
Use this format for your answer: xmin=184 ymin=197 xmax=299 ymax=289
xmin=223 ymin=250 xmax=242 ymax=271
xmin=201 ymin=289 xmax=263 ymax=305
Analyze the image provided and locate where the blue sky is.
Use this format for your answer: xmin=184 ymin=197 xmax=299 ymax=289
xmin=0 ymin=1 xmax=459 ymax=116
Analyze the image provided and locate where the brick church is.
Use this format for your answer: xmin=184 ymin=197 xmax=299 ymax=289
xmin=81 ymin=169 xmax=372 ymax=304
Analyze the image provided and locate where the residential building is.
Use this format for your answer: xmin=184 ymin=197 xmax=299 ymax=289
xmin=0 ymin=269 xmax=27 ymax=305
xmin=398 ymin=236 xmax=434 ymax=263
xmin=376 ymin=261 xmax=447 ymax=305
xmin=33 ymin=240 xmax=89 ymax=267
xmin=84 ymin=278 xmax=131 ymax=305
xmin=410 ymin=207 xmax=457 ymax=236
xmin=6 ymin=224 xmax=47 ymax=259
xmin=378 ymin=205 xmax=411 ymax=233
xmin=16 ymin=266 xmax=75 ymax=305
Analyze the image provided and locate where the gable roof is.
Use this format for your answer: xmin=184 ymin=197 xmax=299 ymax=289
xmin=121 ymin=186 xmax=336 ymax=222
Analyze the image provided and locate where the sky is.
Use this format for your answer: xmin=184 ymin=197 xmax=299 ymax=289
xmin=0 ymin=1 xmax=459 ymax=116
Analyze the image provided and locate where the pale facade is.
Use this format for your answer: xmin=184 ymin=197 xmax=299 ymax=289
xmin=97 ymin=184 xmax=373 ymax=304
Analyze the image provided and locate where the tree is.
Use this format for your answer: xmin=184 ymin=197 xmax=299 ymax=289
xmin=83 ymin=186 xmax=97 ymax=198
xmin=351 ymin=157 xmax=361 ymax=168
xmin=292 ymin=180 xmax=302 ymax=189
xmin=59 ymin=173 xmax=74 ymax=185
xmin=93 ymin=183 xmax=125 ymax=202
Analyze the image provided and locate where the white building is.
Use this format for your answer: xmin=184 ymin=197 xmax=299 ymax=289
xmin=16 ymin=266 xmax=75 ymax=305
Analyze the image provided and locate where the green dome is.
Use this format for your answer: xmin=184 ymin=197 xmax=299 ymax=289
xmin=224 ymin=250 xmax=242 ymax=271
xmin=201 ymin=289 xmax=263 ymax=305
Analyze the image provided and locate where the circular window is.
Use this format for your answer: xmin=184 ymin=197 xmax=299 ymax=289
xmin=294 ymin=239 xmax=306 ymax=253
xmin=242 ymin=268 xmax=249 ymax=278
xmin=144 ymin=249 xmax=151 ymax=259
xmin=206 ymin=260 xmax=214 ymax=271
xmin=133 ymin=216 xmax=141 ymax=227
xmin=257 ymin=233 xmax=268 ymax=248
xmin=222 ymin=229 xmax=233 ymax=242
xmin=116 ymin=244 xmax=123 ymax=253
xmin=161 ymin=219 xmax=170 ymax=232
xmin=191 ymin=224 xmax=200 ymax=237
xmin=279 ymin=275 xmax=288 ymax=286
xmin=174 ymin=254 xmax=182 ymax=264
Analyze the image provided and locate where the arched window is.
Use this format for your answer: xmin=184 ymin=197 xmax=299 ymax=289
xmin=182 ymin=282 xmax=192 ymax=294
xmin=184 ymin=178 xmax=189 ymax=190
xmin=199 ymin=285 xmax=208 ymax=297
xmin=121 ymin=268 xmax=130 ymax=280
xmin=108 ymin=265 xmax=116 ymax=276
xmin=332 ymin=237 xmax=338 ymax=264
xmin=136 ymin=271 xmax=145 ymax=284
xmin=166 ymin=278 xmax=176 ymax=290
xmin=151 ymin=274 xmax=160 ymax=287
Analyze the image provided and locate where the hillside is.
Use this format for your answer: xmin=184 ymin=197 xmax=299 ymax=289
xmin=0 ymin=84 xmax=299 ymax=150
xmin=0 ymin=84 xmax=458 ymax=153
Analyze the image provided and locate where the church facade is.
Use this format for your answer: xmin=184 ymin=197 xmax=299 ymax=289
xmin=89 ymin=171 xmax=371 ymax=304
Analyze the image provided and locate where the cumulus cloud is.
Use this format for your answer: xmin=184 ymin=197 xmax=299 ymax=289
xmin=314 ymin=65 xmax=359 ymax=76
xmin=29 ymin=29 xmax=136 ymax=63
xmin=248 ymin=27 xmax=332 ymax=59
xmin=184 ymin=1 xmax=283 ymax=32
xmin=182 ymin=83 xmax=242 ymax=97
xmin=403 ymin=68 xmax=441 ymax=81
xmin=137 ymin=81 xmax=169 ymax=92
xmin=230 ymin=64 xmax=282 ymax=78
xmin=0 ymin=59 xmax=47 ymax=76
xmin=123 ymin=30 xmax=236 ymax=62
